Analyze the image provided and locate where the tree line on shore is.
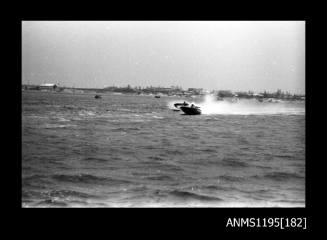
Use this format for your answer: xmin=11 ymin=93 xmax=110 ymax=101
xmin=216 ymin=89 xmax=304 ymax=100
xmin=22 ymin=84 xmax=304 ymax=100
xmin=98 ymin=85 xmax=305 ymax=100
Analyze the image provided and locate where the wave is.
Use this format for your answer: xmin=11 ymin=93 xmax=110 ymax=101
xmin=52 ymin=173 xmax=106 ymax=184
xmin=146 ymin=175 xmax=175 ymax=181
xmin=111 ymin=127 xmax=140 ymax=132
xmin=57 ymin=117 xmax=71 ymax=122
xmin=155 ymin=163 xmax=185 ymax=172
xmin=46 ymin=189 xmax=99 ymax=199
xmin=277 ymin=199 xmax=305 ymax=204
xmin=78 ymin=110 xmax=96 ymax=116
xmin=200 ymin=184 xmax=234 ymax=192
xmin=23 ymin=174 xmax=46 ymax=181
xmin=26 ymin=115 xmax=49 ymax=119
xmin=82 ymin=157 xmax=109 ymax=162
xmin=22 ymin=189 xmax=96 ymax=207
xmin=252 ymin=171 xmax=304 ymax=181
xmin=22 ymin=174 xmax=53 ymax=188
xmin=221 ymin=158 xmax=250 ymax=168
xmin=264 ymin=172 xmax=304 ymax=181
xmin=63 ymin=105 xmax=85 ymax=110
xmin=36 ymin=199 xmax=69 ymax=207
xmin=51 ymin=173 xmax=130 ymax=185
xmin=169 ymin=190 xmax=223 ymax=202
xmin=42 ymin=124 xmax=77 ymax=129
xmin=148 ymin=156 xmax=165 ymax=161
xmin=218 ymin=175 xmax=245 ymax=182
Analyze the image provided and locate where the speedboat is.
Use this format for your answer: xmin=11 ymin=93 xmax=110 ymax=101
xmin=173 ymin=101 xmax=189 ymax=111
xmin=180 ymin=104 xmax=201 ymax=115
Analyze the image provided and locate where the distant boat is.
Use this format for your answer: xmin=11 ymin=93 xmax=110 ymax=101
xmin=180 ymin=104 xmax=201 ymax=115
xmin=155 ymin=95 xmax=161 ymax=98
xmin=94 ymin=95 xmax=102 ymax=99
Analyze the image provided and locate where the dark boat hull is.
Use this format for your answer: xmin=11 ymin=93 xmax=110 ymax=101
xmin=180 ymin=106 xmax=201 ymax=115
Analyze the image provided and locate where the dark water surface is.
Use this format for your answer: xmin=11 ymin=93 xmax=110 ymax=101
xmin=22 ymin=91 xmax=305 ymax=207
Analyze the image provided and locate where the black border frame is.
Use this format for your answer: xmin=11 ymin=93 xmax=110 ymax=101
xmin=12 ymin=10 xmax=315 ymax=233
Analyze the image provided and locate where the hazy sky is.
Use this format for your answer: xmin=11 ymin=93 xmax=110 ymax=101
xmin=22 ymin=21 xmax=305 ymax=93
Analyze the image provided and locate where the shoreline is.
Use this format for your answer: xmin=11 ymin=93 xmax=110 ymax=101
xmin=22 ymin=89 xmax=305 ymax=102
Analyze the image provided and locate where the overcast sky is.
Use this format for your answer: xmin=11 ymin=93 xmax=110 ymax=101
xmin=22 ymin=21 xmax=305 ymax=93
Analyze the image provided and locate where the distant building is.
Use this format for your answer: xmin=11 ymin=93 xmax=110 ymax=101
xmin=187 ymin=88 xmax=204 ymax=95
xmin=253 ymin=93 xmax=264 ymax=98
xmin=39 ymin=83 xmax=58 ymax=91
xmin=156 ymin=87 xmax=173 ymax=92
xmin=22 ymin=84 xmax=40 ymax=90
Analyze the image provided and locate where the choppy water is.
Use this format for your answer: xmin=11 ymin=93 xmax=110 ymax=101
xmin=22 ymin=91 xmax=305 ymax=207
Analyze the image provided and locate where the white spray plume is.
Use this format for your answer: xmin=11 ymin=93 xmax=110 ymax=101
xmin=168 ymin=95 xmax=305 ymax=115
xmin=197 ymin=95 xmax=304 ymax=115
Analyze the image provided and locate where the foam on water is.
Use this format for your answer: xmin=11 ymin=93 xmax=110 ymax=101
xmin=43 ymin=124 xmax=77 ymax=129
xmin=78 ymin=110 xmax=96 ymax=116
xmin=192 ymin=95 xmax=304 ymax=115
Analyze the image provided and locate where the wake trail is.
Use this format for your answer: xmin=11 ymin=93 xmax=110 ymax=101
xmin=168 ymin=95 xmax=305 ymax=115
